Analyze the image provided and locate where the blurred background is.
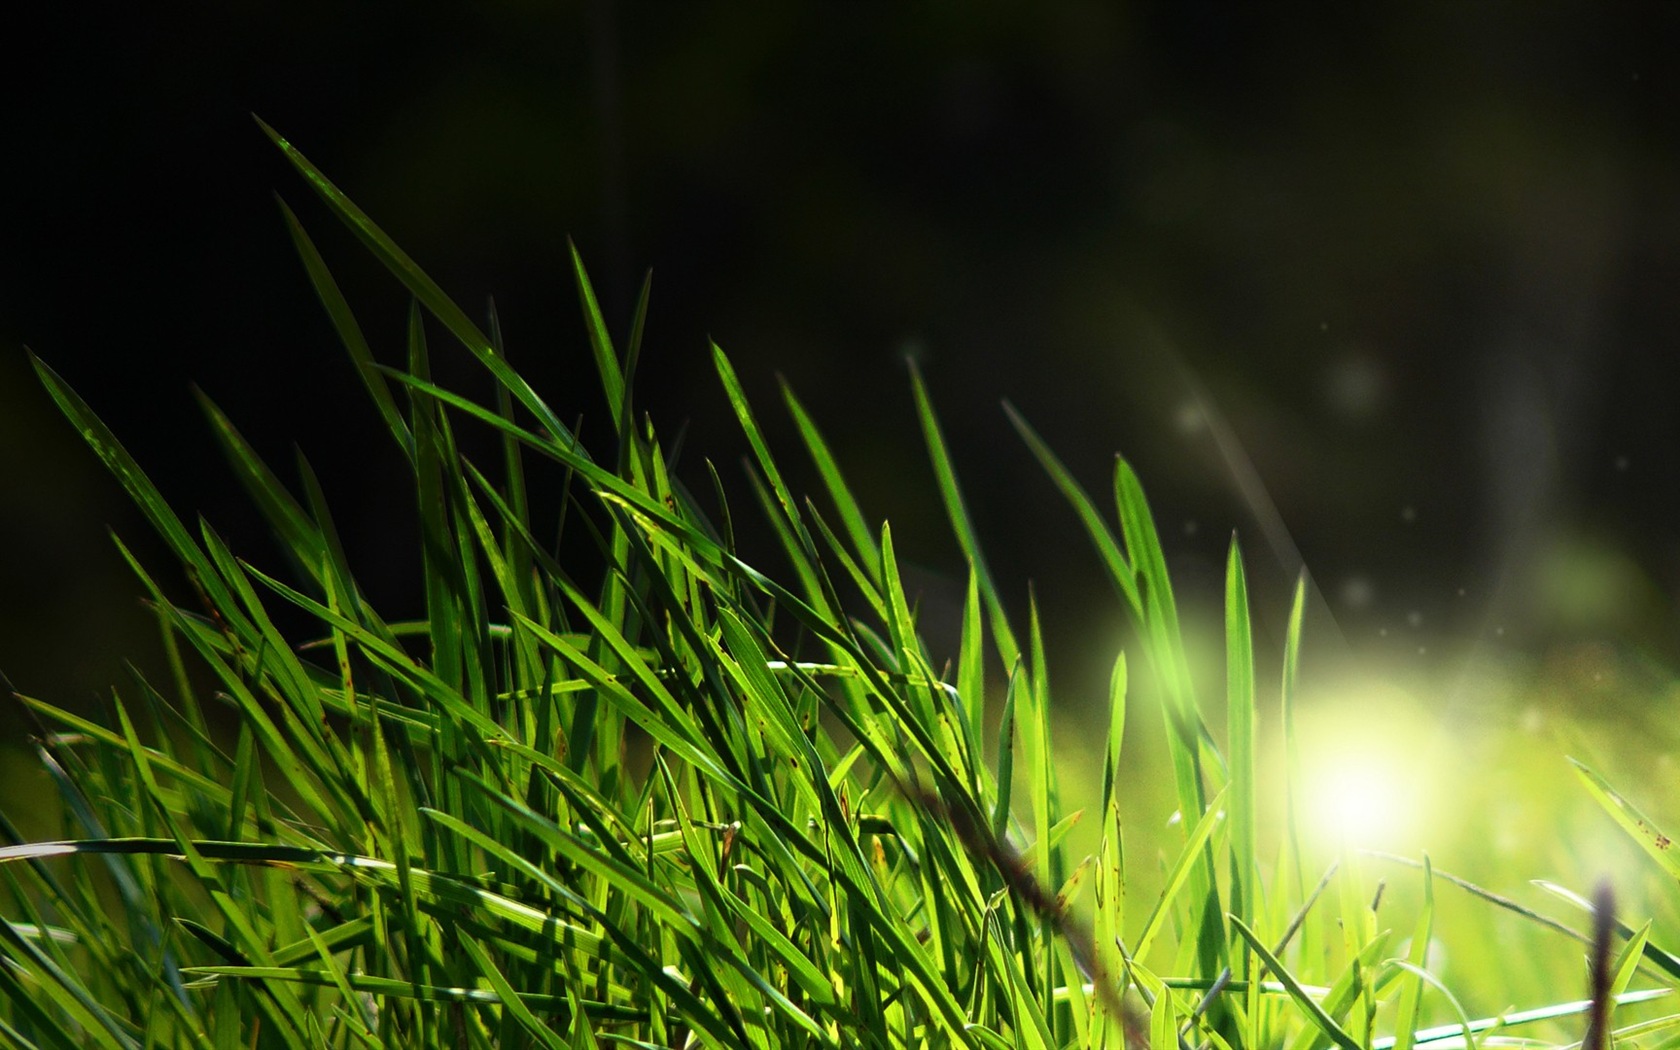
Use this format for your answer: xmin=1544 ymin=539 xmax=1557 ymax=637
xmin=6 ymin=2 xmax=1680 ymax=982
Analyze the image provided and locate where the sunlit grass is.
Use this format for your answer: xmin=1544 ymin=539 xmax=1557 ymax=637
xmin=2 ymin=119 xmax=1679 ymax=1049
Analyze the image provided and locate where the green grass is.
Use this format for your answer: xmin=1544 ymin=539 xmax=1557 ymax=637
xmin=3 ymin=121 xmax=1680 ymax=1049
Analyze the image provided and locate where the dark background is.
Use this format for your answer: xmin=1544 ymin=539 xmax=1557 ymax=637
xmin=6 ymin=3 xmax=1680 ymax=732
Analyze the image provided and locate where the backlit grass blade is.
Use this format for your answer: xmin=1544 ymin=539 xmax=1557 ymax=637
xmin=1113 ymin=456 xmax=1225 ymax=991
xmin=296 ymin=917 xmax=376 ymax=1040
xmin=407 ymin=303 xmax=462 ymax=696
xmin=992 ymin=662 xmax=1020 ymax=841
xmin=714 ymin=344 xmax=809 ymax=555
xmin=655 ymin=767 xmax=838 ymax=1047
xmin=569 ymin=240 xmax=625 ymax=433
xmin=1286 ymin=926 xmax=1396 ymax=1050
xmin=956 ymin=565 xmax=987 ymax=779
xmin=1381 ymin=961 xmax=1475 ymax=1050
xmin=377 ymin=369 xmax=734 ymax=572
xmin=257 ymin=117 xmax=573 ymax=444
xmin=31 ymin=356 xmax=250 ymax=640
xmin=1003 ymin=401 xmax=1140 ymax=618
xmin=1532 ymin=878 xmax=1680 ymax=982
xmin=1099 ymin=653 xmax=1128 ymax=817
xmin=277 ymin=196 xmax=413 ymax=461
xmin=1370 ymin=989 xmax=1672 ymax=1050
xmin=1611 ymin=921 xmax=1652 ymax=1003
xmin=745 ymin=466 xmax=830 ymax=622
xmin=1113 ymin=458 xmax=1202 ymax=786
xmin=1149 ymin=971 xmax=1181 ymax=1050
xmin=1094 ymin=652 xmax=1131 ymax=1042
xmin=910 ymin=361 xmax=1017 ymax=666
xmin=1279 ymin=571 xmax=1315 ymax=979
xmin=1134 ymin=786 xmax=1228 ymax=964
xmin=0 ymin=915 xmax=138 ymax=1050
xmin=1570 ymin=757 xmax=1680 ymax=881
xmin=783 ymin=380 xmax=883 ymax=585
xmin=1393 ymin=855 xmax=1436 ymax=1050
xmin=108 ymin=539 xmax=345 ymax=831
xmin=803 ymin=501 xmax=889 ymax=627
xmin=237 ymin=562 xmax=504 ymax=739
xmin=180 ymin=964 xmax=641 ymax=1017
xmin=194 ymin=389 xmax=326 ymax=581
xmin=366 ymin=649 xmax=432 ymax=1041
xmin=1022 ymin=589 xmax=1063 ymax=1004
xmin=1225 ymin=537 xmax=1258 ymax=970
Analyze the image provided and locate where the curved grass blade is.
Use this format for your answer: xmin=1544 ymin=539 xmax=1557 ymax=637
xmin=1370 ymin=989 xmax=1672 ymax=1050
xmin=1134 ymin=787 xmax=1228 ymax=965
xmin=1382 ymin=959 xmax=1476 ymax=1050
xmin=1532 ymin=879 xmax=1680 ymax=982
xmin=256 ymin=117 xmax=572 ymax=446
xmin=460 ymin=933 xmax=569 ymax=1050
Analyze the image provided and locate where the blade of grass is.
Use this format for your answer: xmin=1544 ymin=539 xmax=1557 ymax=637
xmin=1003 ymin=402 xmax=1139 ymax=619
xmin=1393 ymin=855 xmax=1436 ymax=1050
xmin=1231 ymin=915 xmax=1361 ymax=1050
xmin=910 ymin=362 xmax=1017 ymax=667
xmin=1571 ymin=758 xmax=1680 ymax=881
xmin=1225 ymin=537 xmax=1257 ymax=978
xmin=259 ymin=118 xmax=574 ymax=451
xmin=1532 ymin=878 xmax=1680 ymax=982
xmin=276 ymin=197 xmax=413 ymax=460
xmin=1370 ymin=989 xmax=1672 ymax=1050
xmin=1134 ymin=786 xmax=1228 ymax=965
xmin=568 ymin=241 xmax=625 ymax=434
xmin=782 ymin=380 xmax=882 ymax=585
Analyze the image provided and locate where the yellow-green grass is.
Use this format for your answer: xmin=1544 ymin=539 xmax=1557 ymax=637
xmin=0 ymin=120 xmax=1676 ymax=1050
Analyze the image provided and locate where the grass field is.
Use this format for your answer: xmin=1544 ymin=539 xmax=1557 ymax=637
xmin=2 ymin=122 xmax=1678 ymax=1049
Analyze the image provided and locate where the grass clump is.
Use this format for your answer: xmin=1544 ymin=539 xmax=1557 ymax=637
xmin=2 ymin=121 xmax=1677 ymax=1049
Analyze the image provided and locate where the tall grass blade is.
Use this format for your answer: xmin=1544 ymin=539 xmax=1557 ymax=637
xmin=277 ymin=197 xmax=413 ymax=460
xmin=568 ymin=241 xmax=625 ymax=432
xmin=1393 ymin=855 xmax=1435 ymax=1050
xmin=910 ymin=362 xmax=1017 ymax=666
xmin=1225 ymin=537 xmax=1258 ymax=968
xmin=255 ymin=117 xmax=572 ymax=444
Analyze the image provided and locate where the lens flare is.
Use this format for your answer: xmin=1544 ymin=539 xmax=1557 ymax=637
xmin=1311 ymin=753 xmax=1408 ymax=845
xmin=1293 ymin=681 xmax=1439 ymax=851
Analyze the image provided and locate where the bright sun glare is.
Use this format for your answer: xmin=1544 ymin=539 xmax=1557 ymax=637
xmin=1295 ymin=683 xmax=1436 ymax=850
xmin=1311 ymin=755 xmax=1409 ymax=845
